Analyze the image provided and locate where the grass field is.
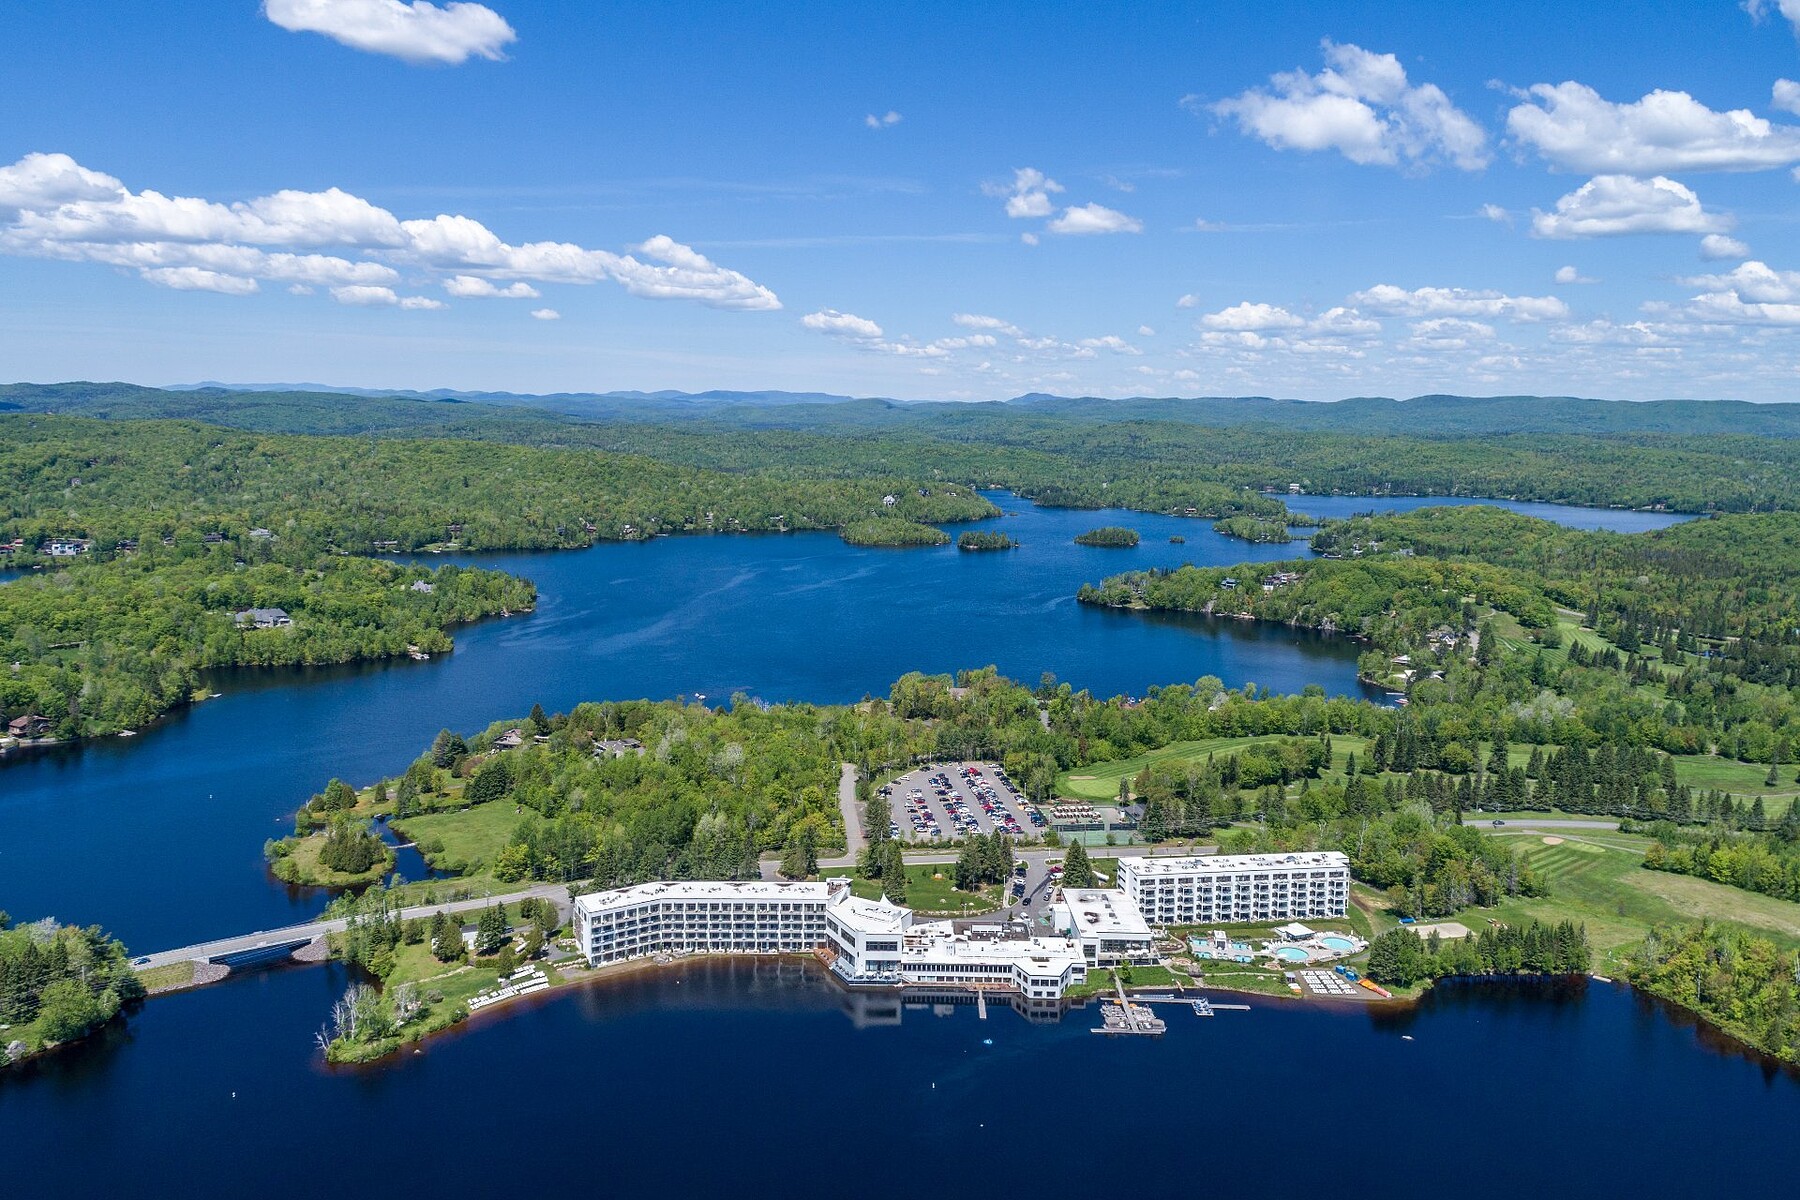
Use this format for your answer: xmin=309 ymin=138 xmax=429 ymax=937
xmin=1464 ymin=830 xmax=1800 ymax=970
xmin=846 ymin=864 xmax=998 ymax=915
xmin=394 ymin=803 xmax=537 ymax=875
xmin=1058 ymin=735 xmax=1370 ymax=802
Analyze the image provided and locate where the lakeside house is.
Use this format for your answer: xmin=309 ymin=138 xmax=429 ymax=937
xmin=493 ymin=728 xmax=525 ymax=749
xmin=7 ymin=714 xmax=51 ymax=738
xmin=235 ymin=607 xmax=293 ymax=629
xmin=44 ymin=538 xmax=90 ymax=557
xmin=594 ymin=737 xmax=644 ymax=759
xmin=249 ymin=528 xmax=274 ymax=540
xmin=409 ymin=580 xmax=435 ymax=593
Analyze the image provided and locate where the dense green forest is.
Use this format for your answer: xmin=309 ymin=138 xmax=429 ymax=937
xmin=0 ymin=415 xmax=995 ymax=556
xmin=1365 ymin=919 xmax=1591 ymax=986
xmin=1082 ymin=505 xmax=1800 ymax=759
xmin=0 ymin=915 xmax=143 ymax=1064
xmin=0 ymin=547 xmax=533 ymax=738
xmin=13 ymin=383 xmax=1800 ymax=515
xmin=0 ymin=415 xmax=995 ymax=741
xmin=957 ymin=531 xmax=1017 ymax=551
xmin=1628 ymin=924 xmax=1800 ymax=1063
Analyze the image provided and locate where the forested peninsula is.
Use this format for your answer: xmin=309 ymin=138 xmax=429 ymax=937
xmin=0 ymin=416 xmax=992 ymax=742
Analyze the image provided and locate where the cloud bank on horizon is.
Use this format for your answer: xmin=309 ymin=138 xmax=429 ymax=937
xmin=10 ymin=4 xmax=1800 ymax=399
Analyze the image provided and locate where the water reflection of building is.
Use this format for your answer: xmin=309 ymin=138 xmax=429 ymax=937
xmin=837 ymin=986 xmax=1073 ymax=1028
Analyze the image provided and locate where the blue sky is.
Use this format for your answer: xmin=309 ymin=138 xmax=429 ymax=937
xmin=8 ymin=1 xmax=1800 ymax=400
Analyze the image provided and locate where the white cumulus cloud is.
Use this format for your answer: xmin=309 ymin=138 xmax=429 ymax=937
xmin=331 ymin=284 xmax=401 ymax=305
xmin=1046 ymin=202 xmax=1142 ymax=235
xmin=1554 ymin=265 xmax=1597 ymax=284
xmin=443 ymin=274 xmax=539 ymax=298
xmin=142 ymin=267 xmax=261 ymax=295
xmin=1678 ymin=260 xmax=1800 ymax=303
xmin=1748 ymin=1 xmax=1800 ymax=39
xmin=0 ymin=151 xmax=780 ymax=312
xmin=1207 ymin=39 xmax=1489 ymax=171
xmin=263 ymin=0 xmax=517 ymax=65
xmin=1775 ymin=79 xmax=1800 ymax=116
xmin=864 ymin=110 xmax=903 ymax=129
xmin=1200 ymin=302 xmax=1307 ymax=332
xmin=1350 ymin=283 xmax=1568 ymax=321
xmin=984 ymin=167 xmax=1063 ymax=219
xmin=1701 ymin=233 xmax=1751 ymax=260
xmin=1529 ymin=175 xmax=1729 ymax=239
xmin=800 ymin=309 xmax=884 ymax=339
xmin=530 ymin=308 xmax=560 ymax=320
xmin=1506 ymin=82 xmax=1800 ymax=174
xmin=952 ymin=313 xmax=1023 ymax=336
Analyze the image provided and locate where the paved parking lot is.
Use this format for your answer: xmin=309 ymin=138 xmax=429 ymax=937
xmin=881 ymin=761 xmax=1047 ymax=844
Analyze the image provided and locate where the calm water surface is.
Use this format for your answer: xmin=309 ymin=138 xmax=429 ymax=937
xmin=6 ymin=495 xmax=1788 ymax=1189
xmin=2 ymin=961 xmax=1793 ymax=1198
xmin=0 ymin=494 xmax=1688 ymax=951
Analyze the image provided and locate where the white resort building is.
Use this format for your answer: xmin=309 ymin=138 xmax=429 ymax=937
xmin=574 ymin=877 xmax=1096 ymax=1000
xmin=574 ymin=879 xmax=834 ymax=964
xmin=1116 ymin=851 xmax=1351 ymax=926
xmin=1050 ymin=887 xmax=1156 ymax=967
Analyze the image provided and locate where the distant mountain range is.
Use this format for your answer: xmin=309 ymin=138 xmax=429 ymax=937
xmin=5 ymin=380 xmax=1799 ymax=439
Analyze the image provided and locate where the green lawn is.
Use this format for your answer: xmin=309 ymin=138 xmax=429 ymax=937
xmin=394 ymin=802 xmax=538 ymax=876
xmin=1670 ymin=754 xmax=1798 ymax=805
xmin=1058 ymin=735 xmax=1369 ymax=802
xmin=846 ymin=864 xmax=999 ymax=915
xmin=1466 ymin=829 xmax=1800 ymax=971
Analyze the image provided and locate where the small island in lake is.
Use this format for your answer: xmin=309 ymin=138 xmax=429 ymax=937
xmin=957 ymin=531 xmax=1018 ymax=551
xmin=1169 ymin=535 xmax=1185 ymax=544
xmin=841 ymin=518 xmax=951 ymax=548
xmin=1212 ymin=515 xmax=1294 ymax=544
xmin=1074 ymin=526 xmax=1140 ymax=547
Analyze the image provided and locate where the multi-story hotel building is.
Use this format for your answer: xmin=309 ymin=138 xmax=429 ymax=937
xmin=1115 ymin=851 xmax=1350 ymax=926
xmin=574 ymin=877 xmax=1091 ymax=1000
xmin=574 ymin=879 xmax=834 ymax=964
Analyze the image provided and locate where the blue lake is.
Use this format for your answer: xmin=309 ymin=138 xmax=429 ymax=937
xmin=2 ymin=960 xmax=1794 ymax=1198
xmin=0 ymin=493 xmax=1687 ymax=952
xmin=6 ymin=493 xmax=1792 ymax=1189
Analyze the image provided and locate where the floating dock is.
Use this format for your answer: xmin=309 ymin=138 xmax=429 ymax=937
xmin=1092 ymin=977 xmax=1167 ymax=1035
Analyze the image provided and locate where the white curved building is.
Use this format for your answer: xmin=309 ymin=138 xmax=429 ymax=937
xmin=575 ymin=877 xmax=1093 ymax=1000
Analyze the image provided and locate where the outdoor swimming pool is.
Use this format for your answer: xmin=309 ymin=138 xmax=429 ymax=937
xmin=1321 ymin=936 xmax=1356 ymax=953
xmin=1274 ymin=946 xmax=1311 ymax=962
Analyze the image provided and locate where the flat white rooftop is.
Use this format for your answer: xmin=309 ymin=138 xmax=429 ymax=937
xmin=1120 ymin=851 xmax=1349 ymax=876
xmin=900 ymin=922 xmax=1086 ymax=972
xmin=1057 ymin=888 xmax=1152 ymax=938
xmin=831 ymin=892 xmax=911 ymax=935
xmin=575 ymin=878 xmax=839 ymax=916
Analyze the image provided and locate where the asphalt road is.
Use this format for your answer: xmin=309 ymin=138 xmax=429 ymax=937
xmin=1463 ymin=818 xmax=1621 ymax=830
